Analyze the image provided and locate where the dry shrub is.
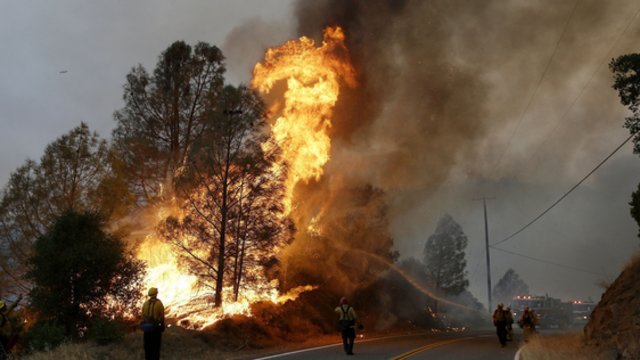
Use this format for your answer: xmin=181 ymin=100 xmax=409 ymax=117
xmin=520 ymin=332 xmax=614 ymax=360
xmin=585 ymin=253 xmax=640 ymax=358
xmin=202 ymin=295 xmax=332 ymax=350
xmin=22 ymin=326 xmax=230 ymax=360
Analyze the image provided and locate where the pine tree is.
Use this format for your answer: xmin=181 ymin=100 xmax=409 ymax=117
xmin=423 ymin=214 xmax=469 ymax=313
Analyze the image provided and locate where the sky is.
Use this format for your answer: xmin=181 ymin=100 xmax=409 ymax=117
xmin=2 ymin=0 xmax=640 ymax=309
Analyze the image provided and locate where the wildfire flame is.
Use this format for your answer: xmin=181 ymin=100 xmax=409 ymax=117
xmin=133 ymin=26 xmax=354 ymax=329
xmin=252 ymin=26 xmax=356 ymax=213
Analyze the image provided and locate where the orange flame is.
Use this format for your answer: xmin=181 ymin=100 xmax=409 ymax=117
xmin=133 ymin=26 xmax=353 ymax=330
xmin=135 ymin=204 xmax=318 ymax=329
xmin=252 ymin=26 xmax=356 ymax=213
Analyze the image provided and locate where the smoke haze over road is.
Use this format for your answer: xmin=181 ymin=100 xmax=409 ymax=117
xmin=2 ymin=0 xmax=639 ymax=307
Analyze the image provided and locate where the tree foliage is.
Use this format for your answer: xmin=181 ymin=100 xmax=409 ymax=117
xmin=492 ymin=268 xmax=529 ymax=306
xmin=423 ymin=214 xmax=469 ymax=299
xmin=112 ymin=41 xmax=225 ymax=204
xmin=610 ymin=54 xmax=640 ymax=239
xmin=28 ymin=211 xmax=144 ymax=337
xmin=160 ymin=85 xmax=288 ymax=307
xmin=0 ymin=123 xmax=125 ymax=295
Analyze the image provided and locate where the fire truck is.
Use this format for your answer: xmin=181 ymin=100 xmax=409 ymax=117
xmin=568 ymin=300 xmax=595 ymax=327
xmin=509 ymin=295 xmax=573 ymax=329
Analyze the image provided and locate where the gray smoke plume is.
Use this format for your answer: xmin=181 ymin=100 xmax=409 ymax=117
xmin=289 ymin=0 xmax=640 ymax=303
xmin=218 ymin=0 xmax=640 ymax=303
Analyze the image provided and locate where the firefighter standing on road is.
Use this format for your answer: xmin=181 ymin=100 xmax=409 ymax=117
xmin=505 ymin=306 xmax=514 ymax=341
xmin=492 ymin=303 xmax=508 ymax=347
xmin=518 ymin=306 xmax=538 ymax=342
xmin=0 ymin=295 xmax=22 ymax=358
xmin=335 ymin=297 xmax=358 ymax=356
xmin=141 ymin=287 xmax=165 ymax=360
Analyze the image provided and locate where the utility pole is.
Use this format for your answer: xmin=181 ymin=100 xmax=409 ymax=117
xmin=474 ymin=197 xmax=495 ymax=314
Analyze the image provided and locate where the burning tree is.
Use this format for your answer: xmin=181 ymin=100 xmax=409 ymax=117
xmin=160 ymin=85 xmax=288 ymax=308
xmin=112 ymin=41 xmax=225 ymax=204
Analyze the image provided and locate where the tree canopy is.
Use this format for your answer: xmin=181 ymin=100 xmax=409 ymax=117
xmin=160 ymin=85 xmax=289 ymax=307
xmin=0 ymin=123 xmax=124 ymax=295
xmin=28 ymin=211 xmax=144 ymax=336
xmin=492 ymin=268 xmax=529 ymax=306
xmin=610 ymin=54 xmax=640 ymax=239
xmin=112 ymin=41 xmax=226 ymax=204
xmin=423 ymin=214 xmax=469 ymax=300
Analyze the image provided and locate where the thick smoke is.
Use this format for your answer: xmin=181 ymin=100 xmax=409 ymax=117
xmin=289 ymin=0 xmax=640 ymax=303
xmin=220 ymin=0 xmax=640 ymax=305
xmin=295 ymin=0 xmax=638 ymax=188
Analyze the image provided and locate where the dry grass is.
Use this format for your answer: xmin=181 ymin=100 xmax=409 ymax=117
xmin=19 ymin=325 xmax=343 ymax=360
xmin=22 ymin=327 xmax=229 ymax=360
xmin=519 ymin=332 xmax=615 ymax=360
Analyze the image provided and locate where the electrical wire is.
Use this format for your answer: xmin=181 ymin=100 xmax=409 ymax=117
xmin=528 ymin=5 xmax=640 ymax=175
xmin=492 ymin=131 xmax=635 ymax=246
xmin=494 ymin=0 xmax=581 ymax=175
xmin=490 ymin=245 xmax=605 ymax=277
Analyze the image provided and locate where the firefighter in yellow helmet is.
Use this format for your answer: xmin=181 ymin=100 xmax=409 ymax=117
xmin=518 ymin=306 xmax=538 ymax=342
xmin=0 ymin=294 xmax=22 ymax=356
xmin=141 ymin=287 xmax=165 ymax=360
xmin=335 ymin=297 xmax=359 ymax=355
xmin=492 ymin=303 xmax=508 ymax=347
xmin=504 ymin=307 xmax=514 ymax=341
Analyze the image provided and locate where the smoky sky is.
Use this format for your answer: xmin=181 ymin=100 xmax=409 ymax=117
xmin=2 ymin=0 xmax=640 ymax=307
xmin=292 ymin=0 xmax=640 ymax=304
xmin=0 ymin=0 xmax=295 ymax=188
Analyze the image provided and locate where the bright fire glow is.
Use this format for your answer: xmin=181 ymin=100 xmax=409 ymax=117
xmin=131 ymin=27 xmax=353 ymax=329
xmin=135 ymin=204 xmax=318 ymax=329
xmin=252 ymin=26 xmax=356 ymax=213
xmin=133 ymin=27 xmax=354 ymax=329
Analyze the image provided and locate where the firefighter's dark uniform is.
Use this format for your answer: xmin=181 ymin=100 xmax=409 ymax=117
xmin=335 ymin=304 xmax=357 ymax=355
xmin=492 ymin=305 xmax=508 ymax=347
xmin=141 ymin=289 xmax=165 ymax=360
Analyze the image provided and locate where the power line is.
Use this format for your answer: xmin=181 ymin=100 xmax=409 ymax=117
xmin=492 ymin=131 xmax=635 ymax=246
xmin=490 ymin=245 xmax=605 ymax=277
xmin=528 ymin=4 xmax=640 ymax=175
xmin=494 ymin=0 xmax=581 ymax=175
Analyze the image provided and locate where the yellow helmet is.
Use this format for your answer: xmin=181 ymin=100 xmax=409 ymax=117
xmin=148 ymin=287 xmax=158 ymax=296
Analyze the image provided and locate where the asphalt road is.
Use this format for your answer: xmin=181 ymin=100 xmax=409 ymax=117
xmin=254 ymin=330 xmax=520 ymax=360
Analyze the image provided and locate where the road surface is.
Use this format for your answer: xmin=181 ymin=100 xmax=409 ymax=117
xmin=254 ymin=329 xmax=520 ymax=360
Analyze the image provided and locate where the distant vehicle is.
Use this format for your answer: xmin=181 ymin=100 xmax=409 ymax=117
xmin=569 ymin=300 xmax=595 ymax=327
xmin=509 ymin=295 xmax=572 ymax=329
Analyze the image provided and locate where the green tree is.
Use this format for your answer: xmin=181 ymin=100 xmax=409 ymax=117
xmin=423 ymin=214 xmax=469 ymax=313
xmin=112 ymin=41 xmax=225 ymax=204
xmin=28 ymin=211 xmax=144 ymax=337
xmin=160 ymin=85 xmax=288 ymax=307
xmin=610 ymin=54 xmax=640 ymax=239
xmin=0 ymin=124 xmax=126 ymax=295
xmin=492 ymin=268 xmax=529 ymax=306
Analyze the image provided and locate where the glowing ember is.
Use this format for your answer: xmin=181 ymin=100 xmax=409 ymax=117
xmin=137 ymin=215 xmax=317 ymax=329
xmin=252 ymin=26 xmax=356 ymax=213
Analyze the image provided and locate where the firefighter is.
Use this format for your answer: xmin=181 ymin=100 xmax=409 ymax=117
xmin=335 ymin=297 xmax=358 ymax=355
xmin=504 ymin=307 xmax=514 ymax=341
xmin=0 ymin=295 xmax=22 ymax=358
xmin=518 ymin=306 xmax=538 ymax=342
xmin=141 ymin=287 xmax=165 ymax=360
xmin=492 ymin=303 xmax=508 ymax=347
